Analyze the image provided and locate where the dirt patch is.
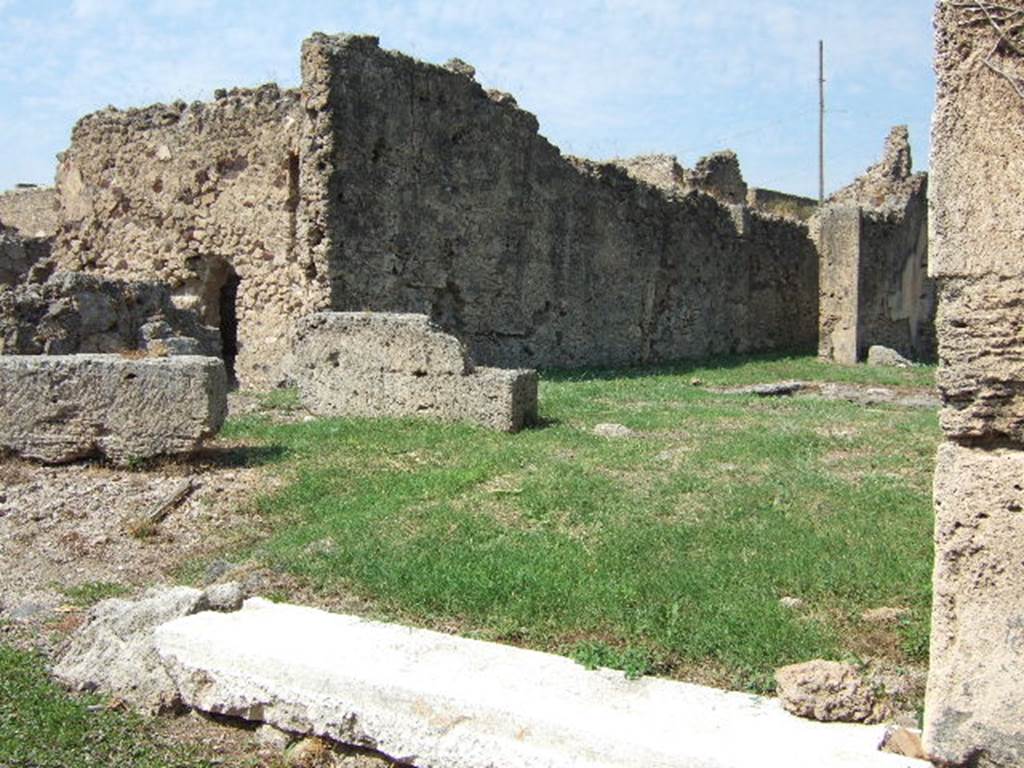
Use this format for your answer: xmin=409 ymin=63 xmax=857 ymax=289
xmin=0 ymin=439 xmax=282 ymax=656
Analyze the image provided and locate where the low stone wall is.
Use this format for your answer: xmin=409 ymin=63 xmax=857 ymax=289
xmin=0 ymin=270 xmax=219 ymax=357
xmin=292 ymin=312 xmax=537 ymax=432
xmin=0 ymin=186 xmax=59 ymax=238
xmin=0 ymin=354 xmax=227 ymax=464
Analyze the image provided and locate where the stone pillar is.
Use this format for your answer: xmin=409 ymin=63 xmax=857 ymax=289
xmin=816 ymin=205 xmax=861 ymax=365
xmin=923 ymin=3 xmax=1024 ymax=766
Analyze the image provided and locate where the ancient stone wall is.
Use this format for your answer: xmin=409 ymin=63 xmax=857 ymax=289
xmin=0 ymin=186 xmax=59 ymax=237
xmin=302 ymin=34 xmax=818 ymax=371
xmin=54 ymin=85 xmax=326 ymax=387
xmin=745 ymin=188 xmax=818 ymax=222
xmin=923 ymin=3 xmax=1024 ymax=766
xmin=816 ymin=128 xmax=934 ymax=363
xmin=611 ymin=151 xmax=748 ymax=205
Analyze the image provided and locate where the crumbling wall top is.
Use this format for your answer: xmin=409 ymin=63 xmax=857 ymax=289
xmin=828 ymin=126 xmax=924 ymax=212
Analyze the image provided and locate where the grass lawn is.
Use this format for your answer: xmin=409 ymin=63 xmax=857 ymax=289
xmin=218 ymin=353 xmax=939 ymax=693
xmin=0 ymin=644 xmax=215 ymax=768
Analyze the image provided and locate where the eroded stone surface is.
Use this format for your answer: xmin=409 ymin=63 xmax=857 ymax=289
xmin=923 ymin=444 xmax=1024 ymax=768
xmin=775 ymin=660 xmax=886 ymax=724
xmin=54 ymin=584 xmax=243 ymax=713
xmin=0 ymin=186 xmax=58 ymax=238
xmin=924 ymin=7 xmax=1024 ymax=765
xmin=0 ymin=354 xmax=226 ymax=464
xmin=936 ymin=275 xmax=1024 ymax=443
xmin=155 ymin=599 xmax=923 ymax=768
xmin=293 ymin=312 xmax=536 ymax=432
xmin=0 ymin=270 xmax=219 ymax=356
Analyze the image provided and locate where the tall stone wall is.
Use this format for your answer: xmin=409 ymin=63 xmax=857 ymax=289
xmin=55 ymin=84 xmax=327 ymax=387
xmin=816 ymin=127 xmax=935 ymax=364
xmin=0 ymin=186 xmax=59 ymax=238
xmin=52 ymin=34 xmax=819 ymax=383
xmin=302 ymin=33 xmax=818 ymax=370
xmin=923 ymin=3 xmax=1024 ymax=767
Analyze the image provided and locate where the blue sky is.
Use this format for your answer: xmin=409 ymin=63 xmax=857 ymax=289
xmin=0 ymin=1 xmax=936 ymax=197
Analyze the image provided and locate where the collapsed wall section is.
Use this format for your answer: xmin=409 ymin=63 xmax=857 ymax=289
xmin=54 ymin=85 xmax=326 ymax=387
xmin=0 ymin=270 xmax=219 ymax=357
xmin=303 ymin=34 xmax=818 ymax=371
xmin=923 ymin=3 xmax=1024 ymax=767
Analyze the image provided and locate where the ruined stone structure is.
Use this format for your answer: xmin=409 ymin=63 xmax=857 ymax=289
xmin=0 ymin=185 xmax=59 ymax=238
xmin=0 ymin=354 xmax=226 ymax=465
xmin=293 ymin=312 xmax=537 ymax=432
xmin=56 ymin=84 xmax=319 ymax=387
xmin=54 ymin=34 xmax=819 ymax=388
xmin=611 ymin=151 xmax=748 ymax=205
xmin=816 ymin=127 xmax=935 ymax=364
xmin=1 ymin=214 xmax=53 ymax=287
xmin=0 ymin=270 xmax=218 ymax=358
xmin=923 ymin=3 xmax=1024 ymax=766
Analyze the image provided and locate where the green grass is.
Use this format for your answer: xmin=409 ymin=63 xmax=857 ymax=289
xmin=62 ymin=581 xmax=131 ymax=607
xmin=215 ymin=354 xmax=938 ymax=692
xmin=0 ymin=645 xmax=215 ymax=768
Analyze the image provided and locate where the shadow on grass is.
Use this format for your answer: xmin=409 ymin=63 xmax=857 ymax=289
xmin=539 ymin=348 xmax=815 ymax=384
xmin=524 ymin=415 xmax=562 ymax=430
xmin=195 ymin=444 xmax=289 ymax=468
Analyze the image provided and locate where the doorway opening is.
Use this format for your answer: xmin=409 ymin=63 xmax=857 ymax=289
xmin=218 ymin=266 xmax=240 ymax=387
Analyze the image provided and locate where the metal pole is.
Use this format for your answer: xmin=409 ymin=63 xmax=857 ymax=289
xmin=819 ymin=40 xmax=825 ymax=203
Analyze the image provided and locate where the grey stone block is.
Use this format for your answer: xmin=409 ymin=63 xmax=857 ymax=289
xmin=293 ymin=312 xmax=537 ymax=432
xmin=0 ymin=354 xmax=227 ymax=464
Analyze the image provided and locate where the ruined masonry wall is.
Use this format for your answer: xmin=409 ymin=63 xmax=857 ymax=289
xmin=922 ymin=3 xmax=1024 ymax=767
xmin=305 ymin=34 xmax=818 ymax=370
xmin=0 ymin=187 xmax=59 ymax=238
xmin=816 ymin=128 xmax=935 ymax=363
xmin=55 ymin=85 xmax=328 ymax=387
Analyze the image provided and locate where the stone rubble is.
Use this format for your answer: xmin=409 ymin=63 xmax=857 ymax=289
xmin=53 ymin=583 xmax=244 ymax=713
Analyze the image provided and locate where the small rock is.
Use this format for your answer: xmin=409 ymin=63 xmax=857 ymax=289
xmin=779 ymin=596 xmax=804 ymax=610
xmin=593 ymin=423 xmax=636 ymax=439
xmin=202 ymin=582 xmax=244 ymax=612
xmin=204 ymin=559 xmax=236 ymax=583
xmin=8 ymin=601 xmax=52 ymax=622
xmin=286 ymin=736 xmax=334 ymax=768
xmin=690 ymin=378 xmax=703 ymax=386
xmin=257 ymin=723 xmax=296 ymax=751
xmin=867 ymin=345 xmax=912 ymax=368
xmin=775 ymin=659 xmax=887 ymax=723
xmin=880 ymin=727 xmax=927 ymax=759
